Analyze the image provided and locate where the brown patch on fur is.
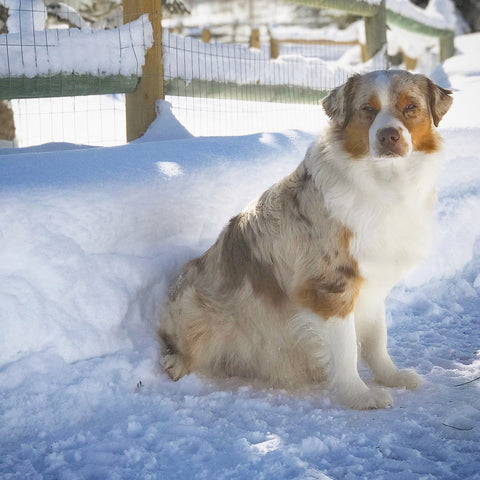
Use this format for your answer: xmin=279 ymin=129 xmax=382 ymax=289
xmin=342 ymin=119 xmax=370 ymax=158
xmin=409 ymin=116 xmax=440 ymax=153
xmin=402 ymin=78 xmax=451 ymax=152
xmin=396 ymin=90 xmax=441 ymax=154
xmin=340 ymin=94 xmax=381 ymax=159
xmin=221 ymin=214 xmax=285 ymax=304
xmin=367 ymin=94 xmax=381 ymax=113
xmin=296 ymin=228 xmax=363 ymax=319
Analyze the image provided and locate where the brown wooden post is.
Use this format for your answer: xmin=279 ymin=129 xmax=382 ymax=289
xmin=123 ymin=0 xmax=163 ymax=142
xmin=364 ymin=0 xmax=386 ymax=61
xmin=201 ymin=28 xmax=211 ymax=43
xmin=360 ymin=44 xmax=367 ymax=63
xmin=440 ymin=31 xmax=455 ymax=62
xmin=270 ymin=37 xmax=280 ymax=59
xmin=249 ymin=28 xmax=260 ymax=49
xmin=401 ymin=50 xmax=418 ymax=71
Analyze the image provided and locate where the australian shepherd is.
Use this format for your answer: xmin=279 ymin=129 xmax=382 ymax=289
xmin=158 ymin=70 xmax=452 ymax=409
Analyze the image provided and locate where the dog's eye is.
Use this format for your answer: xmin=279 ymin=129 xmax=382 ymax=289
xmin=404 ymin=104 xmax=417 ymax=112
xmin=362 ymin=105 xmax=377 ymax=114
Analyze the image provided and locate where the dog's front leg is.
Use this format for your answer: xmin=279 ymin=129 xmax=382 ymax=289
xmin=295 ymin=311 xmax=392 ymax=409
xmin=355 ymin=292 xmax=419 ymax=389
xmin=322 ymin=313 xmax=393 ymax=409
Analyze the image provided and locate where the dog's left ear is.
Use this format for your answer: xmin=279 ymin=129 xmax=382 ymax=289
xmin=426 ymin=78 xmax=453 ymax=127
xmin=322 ymin=74 xmax=359 ymax=129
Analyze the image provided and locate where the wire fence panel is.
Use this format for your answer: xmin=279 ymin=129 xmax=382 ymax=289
xmin=162 ymin=0 xmax=386 ymax=137
xmin=12 ymin=94 xmax=126 ymax=146
xmin=0 ymin=0 xmax=153 ymax=147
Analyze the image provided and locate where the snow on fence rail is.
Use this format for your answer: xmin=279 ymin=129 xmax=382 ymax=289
xmin=162 ymin=29 xmax=351 ymax=104
xmin=291 ymin=0 xmax=455 ymax=61
xmin=0 ymin=15 xmax=153 ymax=98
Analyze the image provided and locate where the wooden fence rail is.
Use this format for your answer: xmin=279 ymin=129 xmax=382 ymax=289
xmin=0 ymin=75 xmax=138 ymax=100
xmin=290 ymin=0 xmax=454 ymax=62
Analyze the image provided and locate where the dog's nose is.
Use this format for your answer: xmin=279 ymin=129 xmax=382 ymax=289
xmin=377 ymin=127 xmax=400 ymax=145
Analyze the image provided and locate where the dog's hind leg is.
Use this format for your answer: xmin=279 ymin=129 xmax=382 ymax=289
xmin=158 ymin=329 xmax=190 ymax=381
xmin=163 ymin=353 xmax=190 ymax=381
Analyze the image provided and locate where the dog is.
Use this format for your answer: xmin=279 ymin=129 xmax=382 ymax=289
xmin=158 ymin=70 xmax=452 ymax=409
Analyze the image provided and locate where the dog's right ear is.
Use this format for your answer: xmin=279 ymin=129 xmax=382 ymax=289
xmin=322 ymin=74 xmax=359 ymax=129
xmin=426 ymin=77 xmax=453 ymax=127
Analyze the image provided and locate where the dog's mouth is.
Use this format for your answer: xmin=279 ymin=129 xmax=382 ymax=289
xmin=372 ymin=144 xmax=411 ymax=159
xmin=378 ymin=150 xmax=402 ymax=158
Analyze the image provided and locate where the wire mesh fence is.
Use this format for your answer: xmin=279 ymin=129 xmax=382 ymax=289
xmin=163 ymin=0 xmax=386 ymax=136
xmin=0 ymin=0 xmax=154 ymax=147
xmin=0 ymin=0 xmax=395 ymax=147
xmin=162 ymin=26 xmax=351 ymax=136
xmin=11 ymin=94 xmax=126 ymax=146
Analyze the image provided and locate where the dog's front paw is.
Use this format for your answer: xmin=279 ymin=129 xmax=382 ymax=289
xmin=377 ymin=369 xmax=419 ymax=389
xmin=337 ymin=385 xmax=393 ymax=410
xmin=163 ymin=354 xmax=190 ymax=381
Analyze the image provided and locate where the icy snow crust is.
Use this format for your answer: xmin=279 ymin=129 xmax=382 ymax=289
xmin=1 ymin=34 xmax=480 ymax=480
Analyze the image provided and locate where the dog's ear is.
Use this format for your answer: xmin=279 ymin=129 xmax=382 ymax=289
xmin=322 ymin=74 xmax=359 ymax=129
xmin=426 ymin=78 xmax=453 ymax=127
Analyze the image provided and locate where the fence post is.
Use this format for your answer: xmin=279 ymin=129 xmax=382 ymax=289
xmin=363 ymin=0 xmax=386 ymax=61
xmin=270 ymin=36 xmax=280 ymax=59
xmin=123 ymin=0 xmax=163 ymax=142
xmin=201 ymin=28 xmax=211 ymax=43
xmin=249 ymin=28 xmax=260 ymax=49
xmin=440 ymin=31 xmax=455 ymax=62
xmin=401 ymin=50 xmax=418 ymax=71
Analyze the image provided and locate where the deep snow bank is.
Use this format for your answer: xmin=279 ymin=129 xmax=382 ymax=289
xmin=0 ymin=130 xmax=314 ymax=366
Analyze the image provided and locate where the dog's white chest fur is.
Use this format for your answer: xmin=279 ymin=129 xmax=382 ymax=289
xmin=354 ymin=197 xmax=433 ymax=290
xmin=309 ymin=141 xmax=440 ymax=292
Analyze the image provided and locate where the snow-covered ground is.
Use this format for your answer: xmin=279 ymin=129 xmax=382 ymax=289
xmin=1 ymin=32 xmax=480 ymax=480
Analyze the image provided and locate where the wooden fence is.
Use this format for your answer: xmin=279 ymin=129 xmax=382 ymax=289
xmin=0 ymin=0 xmax=455 ymax=142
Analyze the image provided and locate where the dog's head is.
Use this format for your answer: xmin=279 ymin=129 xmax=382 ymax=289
xmin=323 ymin=70 xmax=452 ymax=159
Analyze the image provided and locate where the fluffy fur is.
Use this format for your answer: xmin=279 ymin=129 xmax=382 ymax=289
xmin=158 ymin=70 xmax=452 ymax=409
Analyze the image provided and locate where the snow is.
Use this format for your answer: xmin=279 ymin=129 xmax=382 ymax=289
xmin=1 ymin=0 xmax=47 ymax=35
xmin=0 ymin=14 xmax=153 ymax=77
xmin=1 ymin=30 xmax=480 ymax=480
xmin=163 ymin=29 xmax=350 ymax=90
xmin=270 ymin=22 xmax=360 ymax=43
xmin=11 ymin=94 xmax=127 ymax=147
xmin=387 ymin=0 xmax=455 ymax=32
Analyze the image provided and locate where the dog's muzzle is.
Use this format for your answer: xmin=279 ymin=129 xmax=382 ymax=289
xmin=375 ymin=127 xmax=409 ymax=157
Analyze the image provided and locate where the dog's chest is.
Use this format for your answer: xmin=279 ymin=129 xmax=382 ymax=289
xmin=350 ymin=199 xmax=433 ymax=288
